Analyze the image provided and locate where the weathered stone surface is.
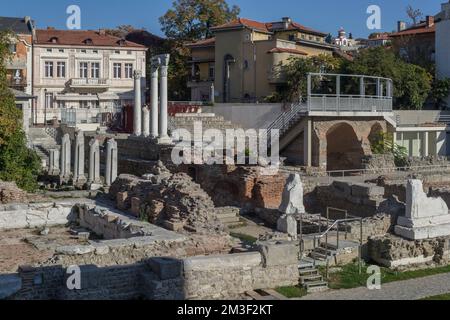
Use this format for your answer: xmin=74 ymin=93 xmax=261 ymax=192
xmin=395 ymin=180 xmax=450 ymax=240
xmin=277 ymin=214 xmax=298 ymax=239
xmin=56 ymin=245 xmax=95 ymax=255
xmin=147 ymin=257 xmax=182 ymax=280
xmin=0 ymin=274 xmax=22 ymax=299
xmin=257 ymin=241 xmax=299 ymax=267
xmin=278 ymin=174 xmax=305 ymax=214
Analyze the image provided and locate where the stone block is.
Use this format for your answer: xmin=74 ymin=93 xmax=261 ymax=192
xmin=147 ymin=257 xmax=183 ymax=280
xmin=332 ymin=180 xmax=352 ymax=197
xmin=277 ymin=214 xmax=297 ymax=239
xmin=183 ymin=252 xmax=261 ymax=272
xmin=351 ymin=183 xmax=384 ymax=198
xmin=257 ymin=241 xmax=299 ymax=267
xmin=56 ymin=245 xmax=95 ymax=255
xmin=131 ymin=197 xmax=141 ymax=217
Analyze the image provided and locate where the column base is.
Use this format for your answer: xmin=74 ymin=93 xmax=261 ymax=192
xmin=157 ymin=136 xmax=173 ymax=145
xmin=74 ymin=176 xmax=87 ymax=188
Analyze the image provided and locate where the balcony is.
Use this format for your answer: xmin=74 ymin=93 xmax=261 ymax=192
xmin=8 ymin=78 xmax=28 ymax=90
xmin=306 ymin=73 xmax=393 ymax=114
xmin=68 ymin=78 xmax=111 ymax=89
xmin=187 ymin=76 xmax=214 ymax=88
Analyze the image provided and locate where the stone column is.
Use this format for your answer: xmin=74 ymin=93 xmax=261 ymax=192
xmin=210 ymin=83 xmax=215 ymax=104
xmin=133 ymin=70 xmax=142 ymax=136
xmin=158 ymin=54 xmax=171 ymax=144
xmin=60 ymin=134 xmax=71 ymax=180
xmin=73 ymin=130 xmax=86 ymax=186
xmin=142 ymin=106 xmax=150 ymax=137
xmin=423 ymin=131 xmax=429 ymax=157
xmin=151 ymin=60 xmax=159 ymax=138
xmin=88 ymin=138 xmax=100 ymax=184
xmin=303 ymin=119 xmax=312 ymax=167
xmin=49 ymin=149 xmax=60 ymax=176
xmin=105 ymin=138 xmax=118 ymax=186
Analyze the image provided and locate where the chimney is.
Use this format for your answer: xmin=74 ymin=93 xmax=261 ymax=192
xmin=426 ymin=15 xmax=434 ymax=27
xmin=99 ymin=29 xmax=106 ymax=36
xmin=397 ymin=21 xmax=406 ymax=32
xmin=282 ymin=17 xmax=292 ymax=29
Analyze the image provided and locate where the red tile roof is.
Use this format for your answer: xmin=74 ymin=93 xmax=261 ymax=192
xmin=211 ymin=17 xmax=326 ymax=36
xmin=267 ymin=47 xmax=308 ymax=55
xmin=390 ymin=23 xmax=435 ymax=37
xmin=35 ymin=29 xmax=146 ymax=48
xmin=185 ymin=37 xmax=216 ymax=47
xmin=211 ymin=18 xmax=270 ymax=33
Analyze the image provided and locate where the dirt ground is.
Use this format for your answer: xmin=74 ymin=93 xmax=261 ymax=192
xmin=0 ymin=226 xmax=86 ymax=273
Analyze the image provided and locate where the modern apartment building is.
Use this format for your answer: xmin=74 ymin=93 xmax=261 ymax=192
xmin=33 ymin=29 xmax=147 ymax=128
xmin=187 ymin=17 xmax=335 ymax=103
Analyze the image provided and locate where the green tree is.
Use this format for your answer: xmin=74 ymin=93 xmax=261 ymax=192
xmin=0 ymin=31 xmax=41 ymax=191
xmin=346 ymin=47 xmax=432 ymax=110
xmin=430 ymin=78 xmax=450 ymax=110
xmin=269 ymin=54 xmax=343 ymax=103
xmin=159 ymin=0 xmax=240 ymax=100
xmin=160 ymin=0 xmax=240 ymax=41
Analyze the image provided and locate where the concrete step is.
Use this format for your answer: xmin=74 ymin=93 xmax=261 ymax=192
xmin=310 ymin=251 xmax=328 ymax=261
xmin=305 ymin=281 xmax=329 ymax=293
xmin=300 ymin=274 xmax=323 ymax=285
xmin=299 ymin=268 xmax=320 ymax=277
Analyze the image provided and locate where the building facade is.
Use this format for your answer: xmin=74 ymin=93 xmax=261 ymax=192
xmin=1 ymin=16 xmax=35 ymax=133
xmin=436 ymin=1 xmax=450 ymax=108
xmin=187 ymin=17 xmax=335 ymax=103
xmin=390 ymin=16 xmax=436 ymax=67
xmin=33 ymin=29 xmax=147 ymax=128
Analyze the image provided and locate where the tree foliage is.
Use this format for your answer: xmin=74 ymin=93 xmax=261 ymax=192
xmin=0 ymin=31 xmax=41 ymax=191
xmin=160 ymin=0 xmax=240 ymax=41
xmin=344 ymin=47 xmax=432 ymax=110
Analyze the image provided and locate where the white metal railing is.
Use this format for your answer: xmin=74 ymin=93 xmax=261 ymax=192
xmin=69 ymin=78 xmax=111 ymax=86
xmin=61 ymin=107 xmax=121 ymax=126
xmin=281 ymin=164 xmax=450 ymax=184
xmin=307 ymin=73 xmax=393 ymax=113
xmin=267 ymin=103 xmax=307 ymax=136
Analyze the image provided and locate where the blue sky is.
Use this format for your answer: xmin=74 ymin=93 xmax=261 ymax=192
xmin=1 ymin=0 xmax=444 ymax=38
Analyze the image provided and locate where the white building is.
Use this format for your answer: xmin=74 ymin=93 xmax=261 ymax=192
xmin=33 ymin=29 xmax=147 ymax=130
xmin=436 ymin=1 xmax=450 ymax=108
xmin=333 ymin=28 xmax=360 ymax=51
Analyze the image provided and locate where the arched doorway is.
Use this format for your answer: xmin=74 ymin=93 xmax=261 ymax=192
xmin=368 ymin=123 xmax=384 ymax=152
xmin=326 ymin=123 xmax=365 ymax=171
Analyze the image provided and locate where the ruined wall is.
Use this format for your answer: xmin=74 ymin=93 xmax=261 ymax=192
xmin=311 ymin=118 xmax=387 ymax=169
xmin=7 ymin=242 xmax=299 ymax=300
xmin=315 ymin=180 xmax=385 ymax=217
xmin=0 ymin=181 xmax=33 ymax=204
xmin=369 ymin=234 xmax=450 ymax=269
xmin=0 ymin=200 xmax=86 ymax=230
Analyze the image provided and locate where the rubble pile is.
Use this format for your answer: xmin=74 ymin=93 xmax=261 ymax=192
xmin=109 ymin=161 xmax=225 ymax=234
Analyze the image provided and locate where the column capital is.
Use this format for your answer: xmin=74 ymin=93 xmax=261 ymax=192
xmin=133 ymin=70 xmax=142 ymax=80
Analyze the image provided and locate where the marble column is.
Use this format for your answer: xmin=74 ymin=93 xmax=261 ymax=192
xmin=73 ymin=130 xmax=86 ymax=185
xmin=133 ymin=70 xmax=142 ymax=136
xmin=88 ymin=138 xmax=100 ymax=184
xmin=105 ymin=138 xmax=118 ymax=186
xmin=60 ymin=133 xmax=71 ymax=179
xmin=142 ymin=106 xmax=150 ymax=137
xmin=158 ymin=54 xmax=171 ymax=143
xmin=49 ymin=149 xmax=60 ymax=176
xmin=151 ymin=60 xmax=159 ymax=138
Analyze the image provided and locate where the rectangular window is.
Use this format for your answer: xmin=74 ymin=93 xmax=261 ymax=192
xmin=44 ymin=61 xmax=54 ymax=78
xmin=45 ymin=92 xmax=54 ymax=109
xmin=125 ymin=63 xmax=133 ymax=78
xmin=57 ymin=101 xmax=65 ymax=109
xmin=79 ymin=62 xmax=88 ymax=78
xmin=57 ymin=62 xmax=66 ymax=78
xmin=113 ymin=63 xmax=122 ymax=79
xmin=209 ymin=65 xmax=215 ymax=79
xmin=91 ymin=62 xmax=100 ymax=78
xmin=9 ymin=44 xmax=17 ymax=54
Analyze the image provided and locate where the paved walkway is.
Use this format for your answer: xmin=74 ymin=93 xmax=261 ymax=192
xmin=297 ymin=272 xmax=450 ymax=300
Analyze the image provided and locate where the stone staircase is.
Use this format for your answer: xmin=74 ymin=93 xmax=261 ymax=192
xmin=169 ymin=113 xmax=241 ymax=138
xmin=298 ymin=258 xmax=329 ymax=293
xmin=215 ymin=207 xmax=245 ymax=228
xmin=28 ymin=127 xmax=59 ymax=168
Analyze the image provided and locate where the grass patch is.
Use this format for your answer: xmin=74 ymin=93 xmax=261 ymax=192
xmin=275 ymin=286 xmax=307 ymax=298
xmin=324 ymin=262 xmax=450 ymax=290
xmin=421 ymin=293 xmax=450 ymax=300
xmin=229 ymin=232 xmax=257 ymax=245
